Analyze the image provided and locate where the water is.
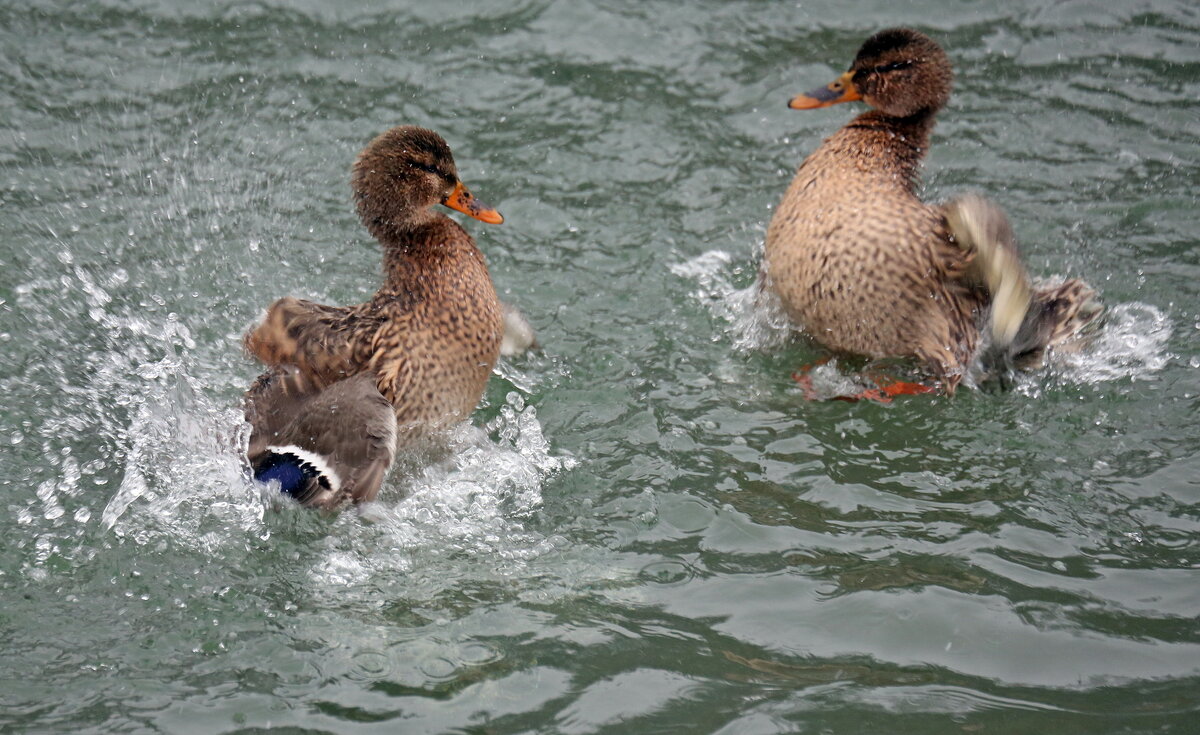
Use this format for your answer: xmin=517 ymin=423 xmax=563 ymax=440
xmin=2 ymin=1 xmax=1198 ymax=732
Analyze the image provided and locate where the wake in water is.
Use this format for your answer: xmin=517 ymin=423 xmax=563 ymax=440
xmin=671 ymin=249 xmax=1172 ymax=392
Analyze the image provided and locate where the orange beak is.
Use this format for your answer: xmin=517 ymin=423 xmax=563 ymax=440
xmin=788 ymin=71 xmax=862 ymax=110
xmin=443 ymin=180 xmax=504 ymax=225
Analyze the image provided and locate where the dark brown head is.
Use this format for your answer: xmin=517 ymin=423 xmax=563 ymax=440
xmin=351 ymin=125 xmax=502 ymax=242
xmin=789 ymin=28 xmax=952 ymax=119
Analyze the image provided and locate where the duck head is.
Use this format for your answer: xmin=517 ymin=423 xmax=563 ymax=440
xmin=789 ymin=28 xmax=952 ymax=119
xmin=352 ymin=125 xmax=502 ymax=242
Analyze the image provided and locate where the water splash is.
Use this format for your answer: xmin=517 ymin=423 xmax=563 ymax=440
xmin=669 ymin=249 xmax=794 ymax=351
xmin=1049 ymin=302 xmax=1172 ymax=384
xmin=75 ymin=308 xmax=576 ymax=605
xmin=99 ymin=345 xmax=575 ymax=566
xmin=306 ymin=391 xmax=575 ymax=597
xmin=673 ymin=251 xmax=1173 ymax=392
xmin=98 ymin=348 xmax=261 ymax=548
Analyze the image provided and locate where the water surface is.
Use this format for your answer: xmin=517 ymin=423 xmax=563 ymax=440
xmin=2 ymin=1 xmax=1199 ymax=732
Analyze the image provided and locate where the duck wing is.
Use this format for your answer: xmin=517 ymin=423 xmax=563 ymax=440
xmin=244 ymin=365 xmax=318 ymax=461
xmin=499 ymin=301 xmax=539 ymax=356
xmin=246 ymin=370 xmax=398 ymax=509
xmin=244 ymin=297 xmax=382 ymax=387
xmin=943 ymin=194 xmax=1103 ymax=372
xmin=943 ymin=193 xmax=1033 ymax=349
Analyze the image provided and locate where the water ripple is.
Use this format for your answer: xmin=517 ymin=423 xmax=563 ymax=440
xmin=3 ymin=0 xmax=1199 ymax=732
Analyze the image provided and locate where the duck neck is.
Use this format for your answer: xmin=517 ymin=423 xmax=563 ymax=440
xmin=363 ymin=204 xmax=437 ymax=247
xmin=374 ymin=214 xmax=469 ymax=290
xmin=845 ymin=108 xmax=939 ymax=185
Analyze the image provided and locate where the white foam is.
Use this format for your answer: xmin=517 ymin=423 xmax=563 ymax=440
xmin=1045 ymin=301 xmax=1173 ymax=385
xmin=669 ymin=248 xmax=795 ymax=352
xmin=304 ymin=391 xmax=576 ymax=602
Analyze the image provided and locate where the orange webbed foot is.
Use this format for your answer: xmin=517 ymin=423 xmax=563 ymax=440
xmin=850 ymin=379 xmax=939 ymax=403
xmin=793 ymin=361 xmax=939 ymax=403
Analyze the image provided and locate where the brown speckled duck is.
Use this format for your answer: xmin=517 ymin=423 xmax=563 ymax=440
xmin=763 ymin=28 xmax=1102 ymax=395
xmin=244 ymin=125 xmax=508 ymax=509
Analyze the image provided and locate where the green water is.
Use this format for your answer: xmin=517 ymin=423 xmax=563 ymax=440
xmin=2 ymin=1 xmax=1198 ymax=732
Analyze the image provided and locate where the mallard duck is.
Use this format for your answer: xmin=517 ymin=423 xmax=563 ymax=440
xmin=244 ymin=125 xmax=508 ymax=509
xmin=763 ymin=28 xmax=1102 ymax=394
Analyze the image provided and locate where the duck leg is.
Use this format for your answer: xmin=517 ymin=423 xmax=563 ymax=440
xmin=791 ymin=355 xmax=834 ymax=400
xmin=852 ymin=377 xmax=939 ymax=403
xmin=792 ymin=358 xmax=938 ymax=402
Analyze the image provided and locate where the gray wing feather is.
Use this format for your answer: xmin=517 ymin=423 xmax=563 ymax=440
xmin=246 ymin=371 xmax=397 ymax=509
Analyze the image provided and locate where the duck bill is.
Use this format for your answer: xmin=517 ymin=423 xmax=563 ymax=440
xmin=788 ymin=71 xmax=861 ymax=109
xmin=443 ymin=180 xmax=504 ymax=225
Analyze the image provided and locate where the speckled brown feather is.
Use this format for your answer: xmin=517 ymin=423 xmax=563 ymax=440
xmin=764 ymin=110 xmax=982 ymax=390
xmin=245 ymin=126 xmax=503 ymax=445
xmin=764 ymin=29 xmax=1100 ymax=393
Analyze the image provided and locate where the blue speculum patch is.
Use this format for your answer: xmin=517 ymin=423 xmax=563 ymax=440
xmin=255 ymin=454 xmax=316 ymax=497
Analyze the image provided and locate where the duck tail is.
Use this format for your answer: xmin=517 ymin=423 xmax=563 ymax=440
xmin=944 ymin=193 xmax=1103 ymax=372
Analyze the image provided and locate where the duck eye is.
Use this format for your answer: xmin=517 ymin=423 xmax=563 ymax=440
xmin=874 ymin=60 xmax=914 ymax=73
xmin=409 ymin=160 xmax=442 ymax=177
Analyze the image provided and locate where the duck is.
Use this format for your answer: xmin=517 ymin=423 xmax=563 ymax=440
xmin=762 ymin=28 xmax=1102 ymax=395
xmin=243 ymin=125 xmax=510 ymax=509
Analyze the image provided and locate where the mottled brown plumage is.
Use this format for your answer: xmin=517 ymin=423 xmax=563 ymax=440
xmin=244 ymin=126 xmax=505 ymax=507
xmin=763 ymin=28 xmax=1101 ymax=392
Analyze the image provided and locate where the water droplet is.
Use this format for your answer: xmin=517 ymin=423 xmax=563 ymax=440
xmin=457 ymin=640 xmax=502 ymax=666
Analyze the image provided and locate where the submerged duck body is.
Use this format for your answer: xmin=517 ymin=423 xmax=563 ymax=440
xmin=244 ymin=126 xmax=506 ymax=509
xmin=763 ymin=28 xmax=1100 ymax=392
